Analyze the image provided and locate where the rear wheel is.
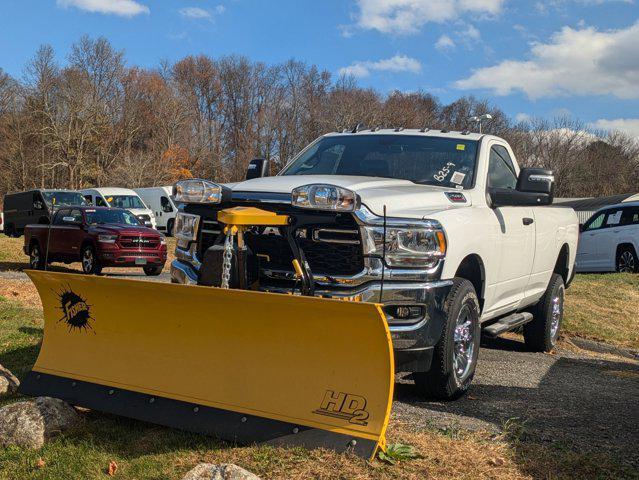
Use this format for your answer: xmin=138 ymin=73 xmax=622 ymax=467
xmin=29 ymin=243 xmax=45 ymax=270
xmin=616 ymin=246 xmax=637 ymax=273
xmin=524 ymin=273 xmax=564 ymax=352
xmin=166 ymin=219 xmax=174 ymax=237
xmin=81 ymin=245 xmax=102 ymax=275
xmin=143 ymin=265 xmax=163 ymax=276
xmin=413 ymin=278 xmax=480 ymax=400
xmin=5 ymin=223 xmax=17 ymax=238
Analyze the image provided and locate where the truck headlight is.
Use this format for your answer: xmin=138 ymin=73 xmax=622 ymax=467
xmin=98 ymin=234 xmax=117 ymax=244
xmin=173 ymin=179 xmax=225 ymax=204
xmin=292 ymin=184 xmax=359 ymax=212
xmin=174 ymin=212 xmax=200 ymax=248
xmin=362 ymin=222 xmax=446 ymax=268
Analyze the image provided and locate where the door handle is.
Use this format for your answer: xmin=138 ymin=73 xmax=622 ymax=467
xmin=523 ymin=217 xmax=534 ymax=226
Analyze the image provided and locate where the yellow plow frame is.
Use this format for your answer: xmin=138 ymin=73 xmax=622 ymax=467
xmin=20 ymin=270 xmax=394 ymax=458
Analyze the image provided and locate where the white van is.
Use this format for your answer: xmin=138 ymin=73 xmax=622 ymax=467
xmin=134 ymin=186 xmax=178 ymax=236
xmin=80 ymin=187 xmax=157 ymax=229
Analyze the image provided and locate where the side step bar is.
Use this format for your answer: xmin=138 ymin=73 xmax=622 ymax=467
xmin=483 ymin=312 xmax=533 ymax=337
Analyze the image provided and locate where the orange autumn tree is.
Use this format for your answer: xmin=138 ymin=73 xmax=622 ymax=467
xmin=163 ymin=145 xmax=193 ymax=183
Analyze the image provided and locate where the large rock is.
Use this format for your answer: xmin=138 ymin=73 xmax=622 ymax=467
xmin=0 ymin=397 xmax=80 ymax=449
xmin=0 ymin=365 xmax=19 ymax=396
xmin=182 ymin=463 xmax=261 ymax=480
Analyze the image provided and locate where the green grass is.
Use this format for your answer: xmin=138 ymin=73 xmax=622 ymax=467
xmin=564 ymin=273 xmax=639 ymax=349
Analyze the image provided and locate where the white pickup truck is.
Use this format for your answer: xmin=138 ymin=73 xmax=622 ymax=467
xmin=170 ymin=129 xmax=579 ymax=400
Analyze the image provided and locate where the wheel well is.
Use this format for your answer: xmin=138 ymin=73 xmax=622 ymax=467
xmin=616 ymin=243 xmax=637 ymax=257
xmin=554 ymin=244 xmax=570 ymax=285
xmin=454 ymin=254 xmax=485 ymax=311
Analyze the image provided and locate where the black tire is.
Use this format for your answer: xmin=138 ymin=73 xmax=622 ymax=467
xmin=29 ymin=242 xmax=46 ymax=270
xmin=5 ymin=223 xmax=17 ymax=238
xmin=413 ymin=278 xmax=481 ymax=400
xmin=616 ymin=245 xmax=638 ymax=273
xmin=524 ymin=273 xmax=565 ymax=352
xmin=143 ymin=265 xmax=163 ymax=276
xmin=166 ymin=219 xmax=174 ymax=237
xmin=81 ymin=245 xmax=102 ymax=275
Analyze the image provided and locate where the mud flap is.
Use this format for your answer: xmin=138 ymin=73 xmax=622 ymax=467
xmin=19 ymin=271 xmax=394 ymax=459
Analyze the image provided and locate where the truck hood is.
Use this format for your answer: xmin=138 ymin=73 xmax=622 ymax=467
xmin=90 ymin=224 xmax=160 ymax=236
xmin=231 ymin=175 xmax=470 ymax=217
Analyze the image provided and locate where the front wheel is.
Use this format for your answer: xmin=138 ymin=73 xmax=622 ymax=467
xmin=81 ymin=245 xmax=102 ymax=275
xmin=29 ymin=243 xmax=46 ymax=270
xmin=616 ymin=246 xmax=637 ymax=273
xmin=413 ymin=278 xmax=481 ymax=400
xmin=166 ymin=219 xmax=174 ymax=237
xmin=524 ymin=273 xmax=564 ymax=352
xmin=143 ymin=265 xmax=163 ymax=276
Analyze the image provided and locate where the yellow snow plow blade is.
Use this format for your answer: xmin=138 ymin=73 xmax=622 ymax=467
xmin=19 ymin=270 xmax=394 ymax=459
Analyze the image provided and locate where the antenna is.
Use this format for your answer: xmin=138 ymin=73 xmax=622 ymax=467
xmin=379 ymin=205 xmax=387 ymax=304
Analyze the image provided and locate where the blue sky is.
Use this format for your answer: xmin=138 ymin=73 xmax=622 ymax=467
xmin=1 ymin=0 xmax=638 ymax=136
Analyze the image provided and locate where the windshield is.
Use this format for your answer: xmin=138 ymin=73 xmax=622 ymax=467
xmin=105 ymin=195 xmax=146 ymax=209
xmin=42 ymin=191 xmax=88 ymax=207
xmin=85 ymin=209 xmax=140 ymax=225
xmin=281 ymin=135 xmax=479 ymax=189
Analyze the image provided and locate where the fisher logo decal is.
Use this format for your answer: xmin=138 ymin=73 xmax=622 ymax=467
xmin=55 ymin=287 xmax=94 ymax=332
xmin=313 ymin=390 xmax=370 ymax=426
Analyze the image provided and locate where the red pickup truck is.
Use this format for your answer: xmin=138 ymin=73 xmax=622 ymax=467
xmin=24 ymin=206 xmax=167 ymax=276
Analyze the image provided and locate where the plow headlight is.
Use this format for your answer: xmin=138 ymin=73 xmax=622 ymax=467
xmin=173 ymin=179 xmax=224 ymax=204
xmin=291 ymin=184 xmax=359 ymax=212
xmin=174 ymin=213 xmax=200 ymax=248
xmin=362 ymin=222 xmax=446 ymax=268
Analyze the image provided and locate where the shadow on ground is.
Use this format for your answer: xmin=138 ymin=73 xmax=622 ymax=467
xmin=394 ymin=335 xmax=639 ymax=469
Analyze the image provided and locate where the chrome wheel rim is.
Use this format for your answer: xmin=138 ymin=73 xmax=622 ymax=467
xmin=618 ymin=251 xmax=635 ymax=273
xmin=550 ymin=288 xmax=564 ymax=342
xmin=453 ymin=305 xmax=475 ymax=381
xmin=82 ymin=249 xmax=93 ymax=272
xmin=30 ymin=247 xmax=40 ymax=268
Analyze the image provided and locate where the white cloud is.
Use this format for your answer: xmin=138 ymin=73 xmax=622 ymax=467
xmin=593 ymin=118 xmax=639 ymax=138
xmin=339 ymin=54 xmax=422 ymax=78
xmin=515 ymin=113 xmax=531 ymax=122
xmin=352 ymin=0 xmax=505 ymax=35
xmin=435 ymin=34 xmax=456 ymax=51
xmin=57 ymin=0 xmax=149 ymax=17
xmin=179 ymin=5 xmax=225 ymax=19
xmin=456 ymin=21 xmax=639 ymax=99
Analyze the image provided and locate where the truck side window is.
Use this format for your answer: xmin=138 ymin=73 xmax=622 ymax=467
xmin=161 ymin=196 xmax=173 ymax=213
xmin=53 ymin=209 xmax=71 ymax=225
xmin=584 ymin=212 xmax=605 ymax=231
xmin=487 ymin=146 xmax=517 ymax=190
xmin=70 ymin=209 xmax=83 ymax=223
xmin=95 ymin=196 xmax=107 ymax=207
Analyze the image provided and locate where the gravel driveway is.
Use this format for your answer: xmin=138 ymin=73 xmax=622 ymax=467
xmin=394 ymin=335 xmax=639 ymax=466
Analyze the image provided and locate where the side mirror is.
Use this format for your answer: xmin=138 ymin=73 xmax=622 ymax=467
xmin=487 ymin=168 xmax=555 ymax=208
xmin=246 ymin=158 xmax=269 ymax=180
xmin=517 ymin=168 xmax=555 ymax=200
xmin=579 ymin=224 xmax=584 ymax=233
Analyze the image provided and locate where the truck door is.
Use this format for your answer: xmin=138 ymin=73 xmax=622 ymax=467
xmin=486 ymin=144 xmax=535 ymax=312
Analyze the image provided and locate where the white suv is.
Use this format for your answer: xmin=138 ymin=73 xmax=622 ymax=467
xmin=576 ymin=201 xmax=639 ymax=273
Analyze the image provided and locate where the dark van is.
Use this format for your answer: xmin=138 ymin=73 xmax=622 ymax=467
xmin=2 ymin=189 xmax=87 ymax=237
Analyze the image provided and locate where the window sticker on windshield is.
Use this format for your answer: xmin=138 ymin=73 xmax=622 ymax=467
xmin=433 ymin=162 xmax=455 ymax=182
xmin=450 ymin=171 xmax=466 ymax=185
xmin=456 ymin=144 xmax=466 ymax=151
